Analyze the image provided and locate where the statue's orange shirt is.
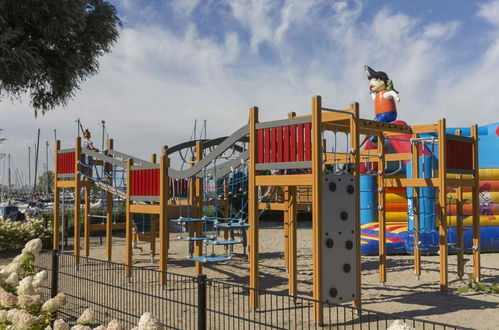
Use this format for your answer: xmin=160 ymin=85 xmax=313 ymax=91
xmin=375 ymin=89 xmax=397 ymax=114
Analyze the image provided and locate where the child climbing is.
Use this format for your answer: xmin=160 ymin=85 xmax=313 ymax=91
xmin=365 ymin=65 xmax=400 ymax=122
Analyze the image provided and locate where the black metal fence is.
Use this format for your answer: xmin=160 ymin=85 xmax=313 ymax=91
xmin=0 ymin=243 xmax=467 ymax=329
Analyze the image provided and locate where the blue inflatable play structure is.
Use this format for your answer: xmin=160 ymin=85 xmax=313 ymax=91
xmin=360 ymin=122 xmax=499 ymax=255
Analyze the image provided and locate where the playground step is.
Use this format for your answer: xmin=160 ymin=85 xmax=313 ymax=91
xmin=188 ymin=255 xmax=231 ymax=263
xmin=204 ymin=239 xmax=243 ymax=245
xmin=215 ymin=222 xmax=250 ymax=229
xmin=178 ymin=236 xmax=213 ymax=242
xmin=172 ymin=217 xmax=210 ymax=223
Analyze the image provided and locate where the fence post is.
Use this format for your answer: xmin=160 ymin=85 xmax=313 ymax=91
xmin=51 ymin=249 xmax=59 ymax=298
xmin=197 ymin=274 xmax=207 ymax=330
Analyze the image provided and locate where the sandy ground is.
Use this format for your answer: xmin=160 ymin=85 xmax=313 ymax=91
xmin=63 ymin=220 xmax=499 ymax=329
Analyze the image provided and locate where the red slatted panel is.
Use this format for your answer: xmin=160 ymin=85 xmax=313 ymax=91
xmin=277 ymin=126 xmax=283 ymax=162
xmin=270 ymin=127 xmax=276 ymax=163
xmin=264 ymin=128 xmax=270 ymax=163
xmin=57 ymin=153 xmax=76 ymax=174
xmin=169 ymin=178 xmax=173 ymax=196
xmin=257 ymin=129 xmax=264 ymax=163
xmin=284 ymin=126 xmax=289 ymax=162
xmin=297 ymin=124 xmax=304 ymax=161
xmin=290 ymin=125 xmax=297 ymax=162
xmin=131 ymin=169 xmax=160 ymax=196
xmin=304 ymin=123 xmax=311 ymax=161
xmin=446 ymin=140 xmax=473 ymax=170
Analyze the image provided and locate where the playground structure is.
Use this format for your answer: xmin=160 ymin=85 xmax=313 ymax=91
xmin=53 ymin=95 xmax=481 ymax=323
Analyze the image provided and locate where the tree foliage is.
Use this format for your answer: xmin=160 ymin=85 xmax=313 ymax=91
xmin=36 ymin=170 xmax=54 ymax=194
xmin=0 ymin=0 xmax=121 ymax=115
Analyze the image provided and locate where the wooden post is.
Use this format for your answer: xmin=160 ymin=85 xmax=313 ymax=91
xmin=248 ymin=106 xmax=259 ymax=309
xmin=195 ymin=142 xmax=204 ymax=275
xmin=377 ymin=134 xmax=387 ymax=283
xmin=84 ymin=186 xmax=90 ymax=257
xmin=162 ymin=145 xmax=170 ymax=252
xmin=159 ymin=154 xmax=170 ymax=285
xmin=311 ymin=96 xmax=323 ymax=323
xmin=284 ymin=112 xmax=296 ymax=272
xmin=349 ymin=102 xmax=361 ymax=308
xmin=437 ymin=119 xmax=448 ymax=291
xmin=53 ymin=140 xmax=60 ymax=250
xmin=284 ymin=187 xmax=290 ymax=271
xmin=125 ymin=159 xmax=133 ymax=277
xmin=471 ymin=125 xmax=481 ymax=282
xmin=288 ymin=186 xmax=297 ymax=296
xmin=223 ymin=178 xmax=229 ymax=249
xmin=455 ymin=130 xmax=464 ymax=279
xmin=150 ymin=153 xmax=157 ymax=261
xmin=74 ymin=137 xmax=81 ymax=264
xmin=106 ymin=139 xmax=114 ymax=261
xmin=411 ymin=134 xmax=421 ymax=278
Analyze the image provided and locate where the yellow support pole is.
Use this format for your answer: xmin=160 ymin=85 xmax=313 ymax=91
xmin=349 ymin=102 xmax=362 ymax=309
xmin=311 ymin=96 xmax=323 ymax=323
xmin=471 ymin=125 xmax=481 ymax=281
xmin=248 ymin=106 xmax=259 ymax=309
xmin=106 ymin=139 xmax=114 ymax=261
xmin=159 ymin=154 xmax=170 ymax=285
xmin=125 ymin=159 xmax=133 ymax=277
xmin=53 ymin=140 xmax=60 ymax=250
xmin=74 ymin=137 xmax=81 ymax=265
xmin=437 ymin=119 xmax=448 ymax=291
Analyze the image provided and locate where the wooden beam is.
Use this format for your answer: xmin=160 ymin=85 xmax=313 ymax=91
xmin=411 ymin=135 xmax=421 ymax=278
xmin=106 ymin=138 xmax=114 ymax=261
xmin=378 ymin=134 xmax=386 ymax=283
xmin=350 ymin=103 xmax=362 ymax=309
xmin=195 ymin=142 xmax=204 ymax=275
xmin=471 ymin=125 xmax=481 ymax=282
xmin=57 ymin=180 xmax=76 ymax=188
xmin=255 ymin=174 xmax=313 ymax=187
xmin=159 ymin=155 xmax=170 ymax=285
xmin=125 ymin=159 xmax=133 ymax=277
xmin=150 ymin=153 xmax=157 ymax=262
xmin=288 ymin=186 xmax=297 ymax=297
xmin=384 ymin=178 xmax=440 ymax=188
xmin=53 ymin=140 xmax=60 ymax=250
xmin=90 ymin=223 xmax=126 ymax=231
xmin=312 ymin=96 xmax=323 ymax=323
xmin=74 ymin=137 xmax=81 ymax=265
xmin=438 ymin=119 xmax=448 ymax=291
xmin=249 ymin=106 xmax=260 ymax=309
xmin=130 ymin=204 xmax=161 ymax=214
xmin=84 ymin=186 xmax=90 ymax=257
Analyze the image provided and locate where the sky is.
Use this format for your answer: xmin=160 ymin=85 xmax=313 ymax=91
xmin=1 ymin=0 xmax=499 ymax=186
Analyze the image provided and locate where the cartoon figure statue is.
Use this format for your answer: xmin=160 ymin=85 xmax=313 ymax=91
xmin=479 ymin=183 xmax=496 ymax=219
xmin=365 ymin=65 xmax=400 ymax=122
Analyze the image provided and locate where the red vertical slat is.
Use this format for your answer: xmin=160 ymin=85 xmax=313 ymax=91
xmin=284 ymin=126 xmax=289 ymax=162
xmin=264 ymin=128 xmax=270 ymax=163
xmin=146 ymin=170 xmax=150 ymax=195
xmin=277 ymin=126 xmax=283 ymax=162
xmin=297 ymin=124 xmax=304 ymax=161
xmin=138 ymin=170 xmax=144 ymax=196
xmin=258 ymin=129 xmax=264 ymax=163
xmin=304 ymin=123 xmax=311 ymax=161
xmin=290 ymin=125 xmax=297 ymax=162
xmin=155 ymin=169 xmax=159 ymax=196
xmin=270 ymin=127 xmax=276 ymax=163
xmin=169 ymin=178 xmax=173 ymax=196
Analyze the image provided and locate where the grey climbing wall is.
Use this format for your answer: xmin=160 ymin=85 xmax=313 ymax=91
xmin=321 ymin=173 xmax=358 ymax=304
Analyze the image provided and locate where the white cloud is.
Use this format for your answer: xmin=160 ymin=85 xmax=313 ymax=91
xmin=1 ymin=0 xmax=499 ymax=182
